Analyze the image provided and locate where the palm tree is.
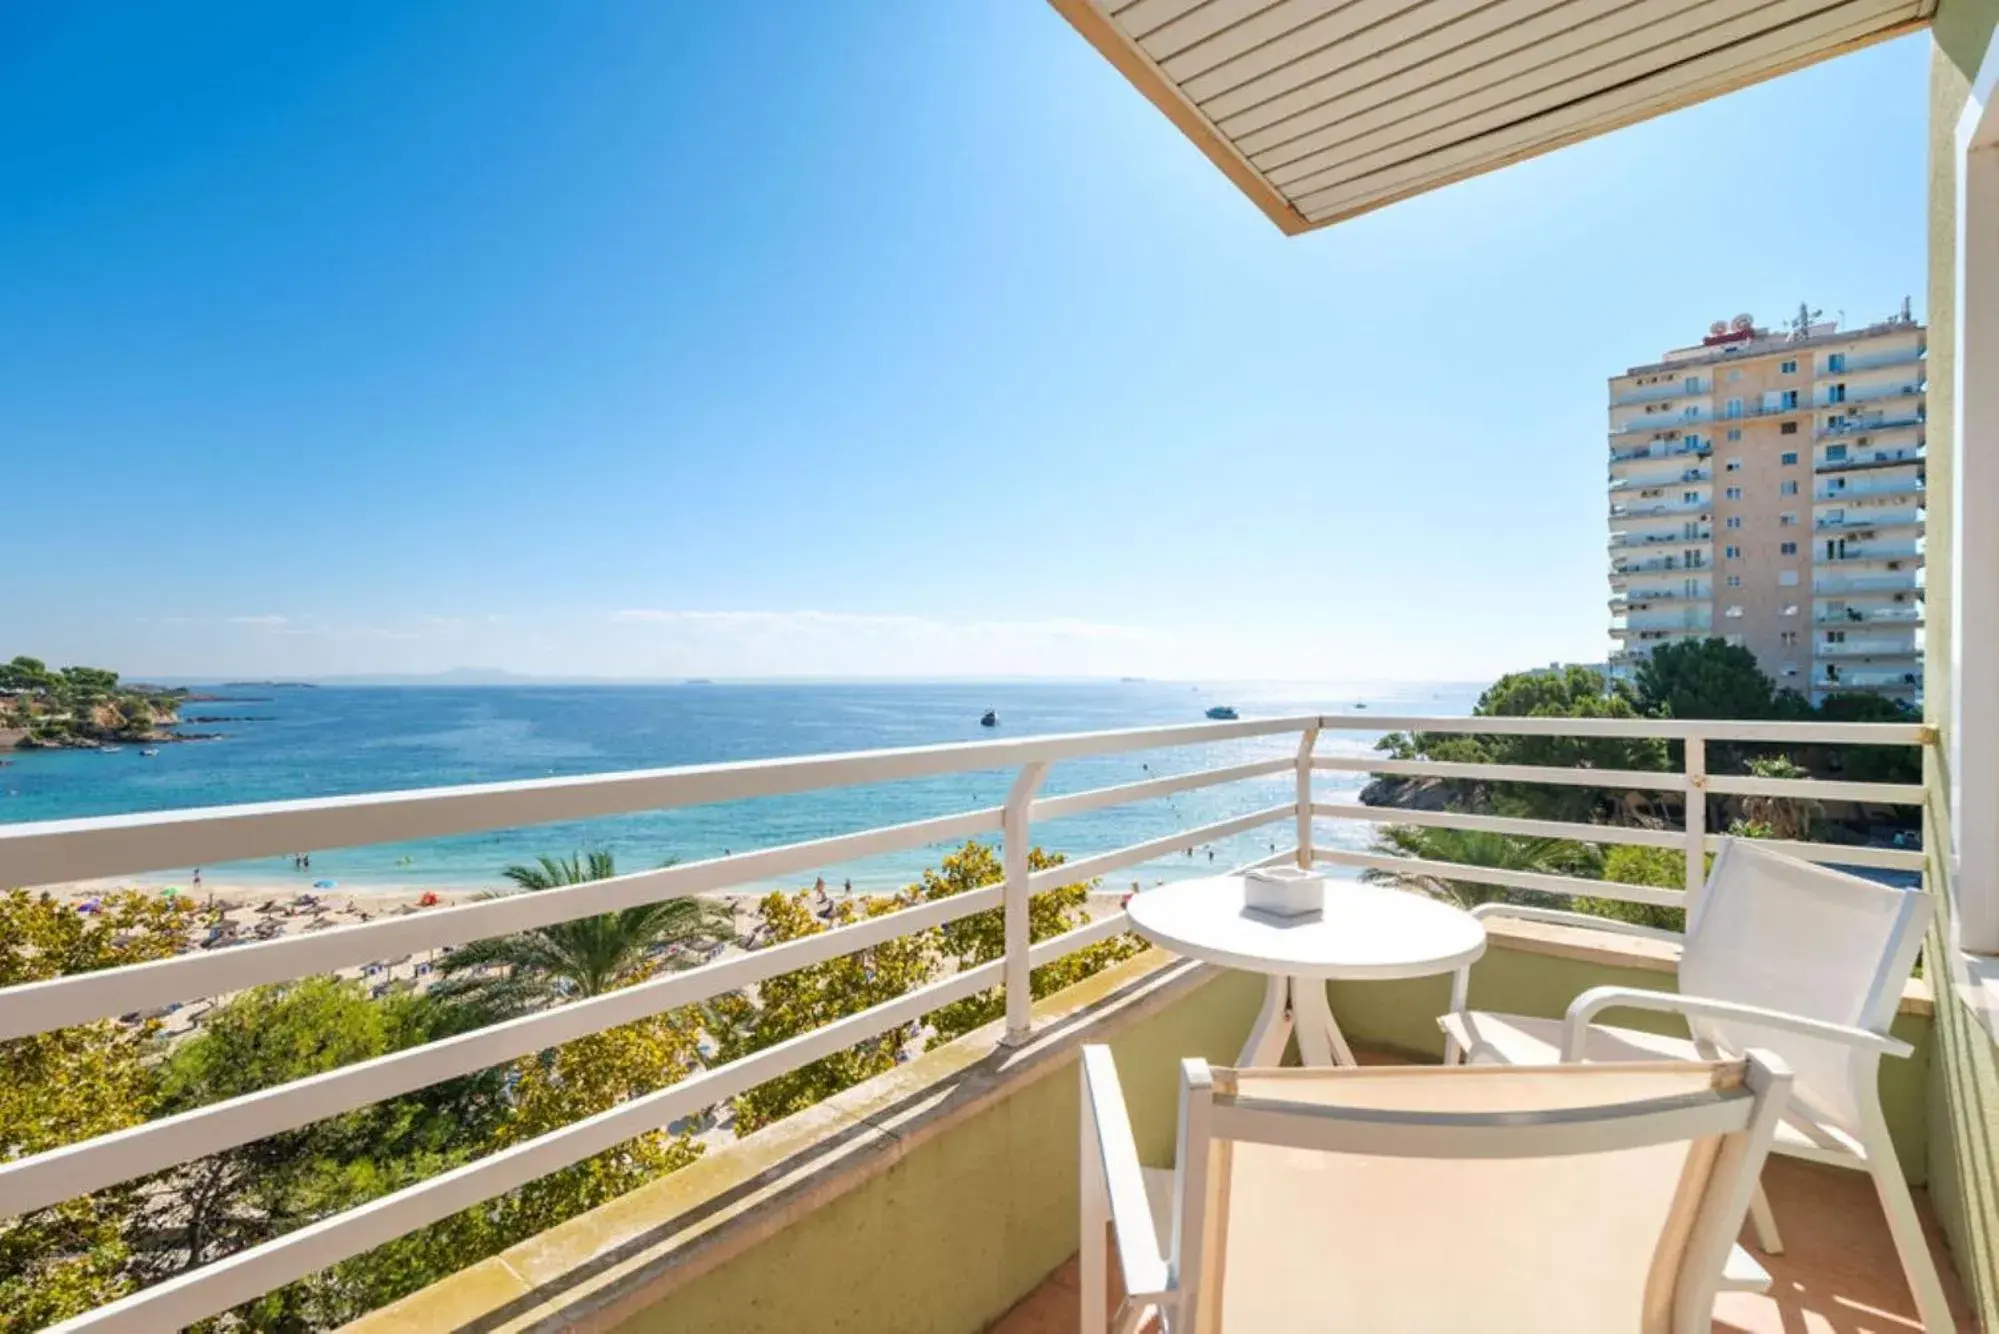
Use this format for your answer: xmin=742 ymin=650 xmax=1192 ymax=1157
xmin=433 ymin=852 xmax=732 ymax=1020
xmin=1362 ymin=826 xmax=1589 ymax=911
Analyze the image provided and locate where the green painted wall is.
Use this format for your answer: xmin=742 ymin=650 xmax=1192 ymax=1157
xmin=606 ymin=945 xmax=1934 ymax=1334
xmin=608 ymin=969 xmax=1268 ymax=1334
xmin=1926 ymin=7 xmax=1999 ymax=1324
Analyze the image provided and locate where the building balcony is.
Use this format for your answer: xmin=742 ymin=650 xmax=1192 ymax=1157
xmin=1612 ymin=378 xmax=1707 ymax=405
xmin=1814 ymin=346 xmax=1925 ymax=377
xmin=1609 ymin=528 xmax=1713 ymax=550
xmin=1817 ymin=475 xmax=1925 ymax=502
xmin=0 ymin=714 xmax=1964 ymax=1334
xmin=1814 ymin=521 xmax=1923 ymax=542
xmin=1609 ymin=587 xmax=1712 ymax=610
xmin=1813 ymin=509 xmax=1923 ymax=532
xmin=1610 ymin=413 xmax=1712 ymax=438
xmin=1817 ymin=668 xmax=1923 ymax=692
xmin=1819 ymin=380 xmax=1925 ymax=409
xmin=1611 ymin=554 xmax=1710 ymax=578
xmin=1819 ymin=407 xmax=1926 ymax=438
xmin=1609 ymin=439 xmax=1712 ymax=465
xmin=1815 ymin=573 xmax=1923 ymax=596
xmin=1818 ymin=447 xmax=1926 ymax=474
xmin=1816 ymin=548 xmax=1923 ymax=568
xmin=1715 ymin=399 xmax=1813 ymax=424
xmin=1816 ymin=606 xmax=1923 ymax=627
xmin=1608 ymin=467 xmax=1711 ymax=492
xmin=1609 ymin=496 xmax=1710 ymax=519
xmin=1610 ymin=618 xmax=1713 ymax=637
xmin=1819 ymin=641 xmax=1922 ymax=661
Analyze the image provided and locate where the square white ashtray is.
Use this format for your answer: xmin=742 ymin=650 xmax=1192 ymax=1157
xmin=1243 ymin=866 xmax=1325 ymax=919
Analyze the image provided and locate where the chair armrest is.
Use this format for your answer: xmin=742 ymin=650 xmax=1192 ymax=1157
xmin=1080 ymin=1046 xmax=1170 ymax=1299
xmin=1470 ymin=902 xmax=1685 ymax=947
xmin=1562 ymin=986 xmax=1914 ymax=1063
xmin=1448 ymin=907 xmax=1682 ymax=1023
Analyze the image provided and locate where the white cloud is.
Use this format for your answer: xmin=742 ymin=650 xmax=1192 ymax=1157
xmin=226 ymin=614 xmax=289 ymax=627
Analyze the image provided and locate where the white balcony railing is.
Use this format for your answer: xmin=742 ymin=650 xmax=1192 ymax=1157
xmin=1607 ymin=468 xmax=1710 ymax=493
xmin=1819 ymin=409 xmax=1926 ymax=438
xmin=1611 ymin=378 xmax=1705 ymax=406
xmin=1816 ymin=606 xmax=1923 ymax=626
xmin=1818 ymin=637 xmax=1921 ymax=657
xmin=1609 ymin=496 xmax=1710 ymax=520
xmin=1818 ymin=477 xmax=1925 ymax=502
xmin=1816 ymin=574 xmax=1923 ymax=596
xmin=1609 ymin=529 xmax=1713 ymax=549
xmin=1609 ymin=439 xmax=1710 ymax=465
xmin=1816 ymin=346 xmax=1925 ymax=377
xmin=0 ymin=713 xmax=1928 ymax=1332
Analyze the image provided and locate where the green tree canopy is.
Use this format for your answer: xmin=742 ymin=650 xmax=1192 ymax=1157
xmin=1379 ymin=666 xmax=1670 ymax=823
xmin=0 ymin=890 xmax=189 ymax=1330
xmin=0 ymin=656 xmax=54 ymax=694
xmin=1633 ymin=638 xmax=1776 ymax=720
xmin=915 ymin=841 xmax=1143 ymax=1044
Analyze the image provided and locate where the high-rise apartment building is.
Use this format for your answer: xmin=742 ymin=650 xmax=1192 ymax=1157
xmin=1608 ymin=307 xmax=1925 ymax=703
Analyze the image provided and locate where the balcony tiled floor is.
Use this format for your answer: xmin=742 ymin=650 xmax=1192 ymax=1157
xmin=999 ymin=1156 xmax=1970 ymax=1333
xmin=997 ymin=1051 xmax=1973 ymax=1334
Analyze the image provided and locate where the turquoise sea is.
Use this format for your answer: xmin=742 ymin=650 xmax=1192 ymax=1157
xmin=0 ymin=680 xmax=1479 ymax=895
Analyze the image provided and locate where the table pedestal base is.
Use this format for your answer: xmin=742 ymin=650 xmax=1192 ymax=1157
xmin=1238 ymin=974 xmax=1357 ymax=1067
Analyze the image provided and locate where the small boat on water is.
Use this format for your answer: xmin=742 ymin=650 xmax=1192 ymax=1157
xmin=97 ymin=745 xmax=124 ymax=754
xmin=1204 ymin=706 xmax=1238 ymax=720
xmin=140 ymin=748 xmax=161 ymax=757
xmin=979 ymin=710 xmax=998 ymax=728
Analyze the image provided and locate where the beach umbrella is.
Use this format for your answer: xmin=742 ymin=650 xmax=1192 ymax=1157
xmin=314 ymin=879 xmax=337 ymax=889
xmin=161 ymin=886 xmax=179 ymax=897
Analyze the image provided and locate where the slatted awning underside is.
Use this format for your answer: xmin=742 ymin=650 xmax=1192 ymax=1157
xmin=1049 ymin=0 xmax=1934 ymax=232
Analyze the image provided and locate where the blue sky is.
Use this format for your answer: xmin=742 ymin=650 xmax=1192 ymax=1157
xmin=0 ymin=3 xmax=1932 ymax=682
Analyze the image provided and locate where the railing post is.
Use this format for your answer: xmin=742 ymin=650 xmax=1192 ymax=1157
xmin=1684 ymin=737 xmax=1707 ymax=910
xmin=1002 ymin=762 xmax=1050 ymax=1047
xmin=1296 ymin=725 xmax=1320 ymax=869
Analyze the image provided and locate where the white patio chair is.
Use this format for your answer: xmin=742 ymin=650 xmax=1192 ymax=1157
xmin=1436 ymin=837 xmax=1950 ymax=1331
xmin=1078 ymin=1044 xmax=1792 ymax=1333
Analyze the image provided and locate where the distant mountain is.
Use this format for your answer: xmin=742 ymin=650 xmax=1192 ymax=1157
xmin=308 ymin=668 xmax=543 ymax=686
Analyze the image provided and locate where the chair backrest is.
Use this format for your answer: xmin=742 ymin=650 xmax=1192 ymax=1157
xmin=1679 ymin=838 xmax=1928 ymax=1130
xmin=1167 ymin=1056 xmax=1789 ymax=1334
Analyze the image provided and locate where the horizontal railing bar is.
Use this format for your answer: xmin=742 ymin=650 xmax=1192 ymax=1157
xmin=0 ymin=884 xmax=1002 ymax=1220
xmin=1703 ymin=774 xmax=1925 ymax=805
xmin=1313 ymin=755 xmax=1685 ymax=791
xmin=2 ymin=715 xmax=1924 ymax=890
xmin=1699 ymin=835 xmax=1926 ymax=872
xmin=1310 ymin=715 xmax=1927 ymax=744
xmin=54 ymin=954 xmax=1011 ymax=1334
xmin=1026 ymin=910 xmax=1134 ymax=967
xmin=1310 ymin=802 xmax=1686 ymax=851
xmin=0 ymin=715 xmax=1322 ymax=887
xmin=1310 ymin=849 xmax=1685 ymax=909
xmin=1025 ymin=805 xmax=1297 ymax=894
xmin=0 ymin=805 xmax=1004 ymax=1042
xmin=1030 ymin=758 xmax=1293 ymax=823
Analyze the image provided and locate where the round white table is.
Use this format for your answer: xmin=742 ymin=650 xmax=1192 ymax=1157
xmin=1126 ymin=875 xmax=1487 ymax=1067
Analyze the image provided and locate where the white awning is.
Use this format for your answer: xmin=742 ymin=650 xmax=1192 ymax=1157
xmin=1050 ymin=0 xmax=1932 ymax=233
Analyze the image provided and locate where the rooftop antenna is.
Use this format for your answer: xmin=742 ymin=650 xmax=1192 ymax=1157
xmin=1790 ymin=301 xmax=1823 ymax=340
xmin=1902 ymin=295 xmax=1914 ymax=323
